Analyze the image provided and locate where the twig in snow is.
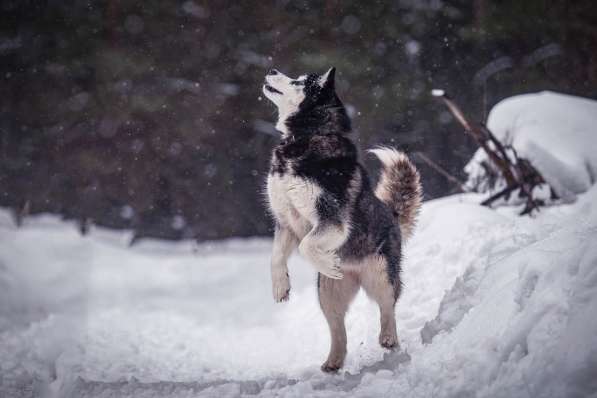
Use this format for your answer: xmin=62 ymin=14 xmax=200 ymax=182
xmin=414 ymin=152 xmax=467 ymax=193
xmin=480 ymin=184 xmax=519 ymax=207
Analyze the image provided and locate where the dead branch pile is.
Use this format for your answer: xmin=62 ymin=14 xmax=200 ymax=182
xmin=432 ymin=90 xmax=550 ymax=215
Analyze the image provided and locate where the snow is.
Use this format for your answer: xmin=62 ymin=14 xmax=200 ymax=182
xmin=2 ymin=185 xmax=597 ymax=397
xmin=465 ymin=91 xmax=597 ymax=201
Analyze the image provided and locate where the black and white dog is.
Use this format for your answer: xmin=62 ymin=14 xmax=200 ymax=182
xmin=262 ymin=67 xmax=422 ymax=372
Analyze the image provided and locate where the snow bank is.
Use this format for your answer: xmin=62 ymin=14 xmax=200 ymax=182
xmin=1 ymin=187 xmax=597 ymax=397
xmin=465 ymin=91 xmax=597 ymax=200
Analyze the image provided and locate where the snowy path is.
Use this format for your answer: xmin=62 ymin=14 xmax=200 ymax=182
xmin=1 ymin=188 xmax=597 ymax=397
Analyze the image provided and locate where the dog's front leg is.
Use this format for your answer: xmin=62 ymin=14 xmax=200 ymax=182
xmin=271 ymin=224 xmax=298 ymax=302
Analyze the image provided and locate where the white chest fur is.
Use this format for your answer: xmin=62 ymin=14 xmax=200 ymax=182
xmin=266 ymin=172 xmax=321 ymax=239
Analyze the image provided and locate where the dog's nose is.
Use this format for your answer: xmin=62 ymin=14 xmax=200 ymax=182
xmin=267 ymin=69 xmax=279 ymax=76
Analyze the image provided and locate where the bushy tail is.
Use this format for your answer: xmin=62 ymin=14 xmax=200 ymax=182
xmin=368 ymin=147 xmax=422 ymax=241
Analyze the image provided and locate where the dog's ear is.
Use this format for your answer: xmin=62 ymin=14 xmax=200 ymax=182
xmin=319 ymin=67 xmax=336 ymax=89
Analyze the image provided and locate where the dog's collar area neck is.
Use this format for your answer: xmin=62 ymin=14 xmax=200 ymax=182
xmin=279 ymin=132 xmax=346 ymax=147
xmin=278 ymin=134 xmax=313 ymax=147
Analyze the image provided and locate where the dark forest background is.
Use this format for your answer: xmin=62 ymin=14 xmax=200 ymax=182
xmin=1 ymin=0 xmax=596 ymax=241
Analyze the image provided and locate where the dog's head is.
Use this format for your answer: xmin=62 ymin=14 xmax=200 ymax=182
xmin=262 ymin=67 xmax=336 ymax=113
xmin=262 ymin=67 xmax=350 ymax=137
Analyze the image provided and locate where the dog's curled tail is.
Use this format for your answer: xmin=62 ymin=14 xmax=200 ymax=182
xmin=369 ymin=147 xmax=422 ymax=241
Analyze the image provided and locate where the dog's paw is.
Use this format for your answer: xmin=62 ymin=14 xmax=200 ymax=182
xmin=320 ymin=265 xmax=343 ymax=280
xmin=272 ymin=270 xmax=291 ymax=303
xmin=321 ymin=359 xmax=342 ymax=373
xmin=379 ymin=332 xmax=399 ymax=349
xmin=299 ymin=241 xmax=343 ymax=280
xmin=319 ymin=253 xmax=343 ymax=280
xmin=273 ymin=286 xmax=290 ymax=302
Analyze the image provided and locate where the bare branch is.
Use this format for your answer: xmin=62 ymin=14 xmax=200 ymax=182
xmin=432 ymin=90 xmax=518 ymax=187
xmin=414 ymin=152 xmax=467 ymax=193
xmin=480 ymin=184 xmax=519 ymax=207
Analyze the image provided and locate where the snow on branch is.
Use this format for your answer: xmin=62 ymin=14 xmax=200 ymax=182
xmin=431 ymin=89 xmax=548 ymax=215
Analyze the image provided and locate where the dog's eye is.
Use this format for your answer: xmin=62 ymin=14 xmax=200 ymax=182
xmin=290 ymin=80 xmax=304 ymax=86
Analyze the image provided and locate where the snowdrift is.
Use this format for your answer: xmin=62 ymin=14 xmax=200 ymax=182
xmin=2 ymin=185 xmax=597 ymax=397
xmin=465 ymin=91 xmax=597 ymax=201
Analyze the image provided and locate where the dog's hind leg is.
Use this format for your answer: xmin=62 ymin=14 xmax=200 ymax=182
xmin=298 ymin=222 xmax=348 ymax=280
xmin=318 ymin=272 xmax=360 ymax=372
xmin=360 ymin=255 xmax=400 ymax=349
xmin=271 ymin=224 xmax=298 ymax=302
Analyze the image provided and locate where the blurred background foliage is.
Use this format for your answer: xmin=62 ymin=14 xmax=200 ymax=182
xmin=1 ymin=0 xmax=596 ymax=240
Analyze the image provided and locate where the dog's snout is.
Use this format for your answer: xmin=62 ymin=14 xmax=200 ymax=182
xmin=267 ymin=69 xmax=279 ymax=76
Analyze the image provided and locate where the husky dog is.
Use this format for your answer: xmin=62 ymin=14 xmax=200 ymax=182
xmin=262 ymin=67 xmax=422 ymax=372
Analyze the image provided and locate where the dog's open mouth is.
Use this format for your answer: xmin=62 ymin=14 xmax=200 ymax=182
xmin=264 ymin=84 xmax=282 ymax=95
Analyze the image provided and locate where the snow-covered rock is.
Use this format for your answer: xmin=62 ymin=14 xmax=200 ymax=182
xmin=1 ymin=186 xmax=597 ymax=397
xmin=465 ymin=91 xmax=597 ymax=202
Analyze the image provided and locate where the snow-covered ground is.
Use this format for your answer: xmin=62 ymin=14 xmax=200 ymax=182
xmin=2 ymin=184 xmax=597 ymax=397
xmin=3 ymin=90 xmax=597 ymax=397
